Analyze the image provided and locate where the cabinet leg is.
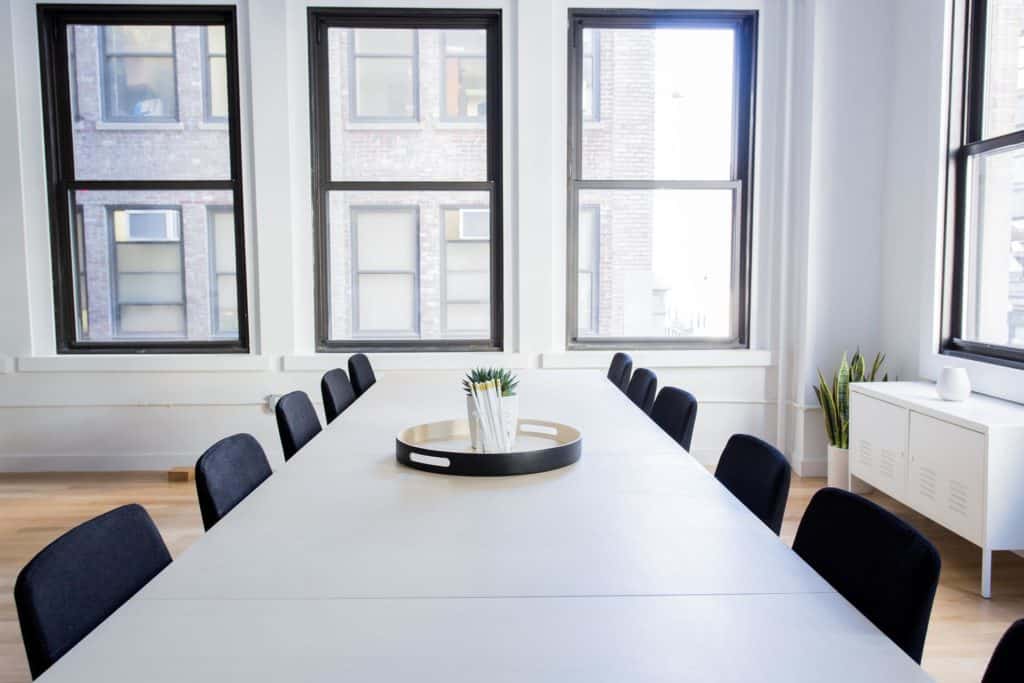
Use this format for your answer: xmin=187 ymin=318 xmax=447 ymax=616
xmin=981 ymin=548 xmax=992 ymax=599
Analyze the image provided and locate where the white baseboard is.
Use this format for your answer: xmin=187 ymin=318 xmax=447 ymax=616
xmin=795 ymin=457 xmax=826 ymax=478
xmin=0 ymin=453 xmax=196 ymax=472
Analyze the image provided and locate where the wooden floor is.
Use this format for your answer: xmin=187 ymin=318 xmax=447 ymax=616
xmin=1 ymin=472 xmax=1021 ymax=682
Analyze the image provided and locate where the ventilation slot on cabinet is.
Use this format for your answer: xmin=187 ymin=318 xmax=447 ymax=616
xmin=879 ymin=449 xmax=897 ymax=479
xmin=857 ymin=440 xmax=873 ymax=468
xmin=917 ymin=466 xmax=937 ymax=501
xmin=948 ymin=480 xmax=969 ymax=517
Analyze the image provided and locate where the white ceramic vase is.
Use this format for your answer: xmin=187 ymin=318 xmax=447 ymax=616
xmin=827 ymin=444 xmax=872 ymax=494
xmin=466 ymin=394 xmax=519 ymax=451
xmin=936 ymin=367 xmax=971 ymax=402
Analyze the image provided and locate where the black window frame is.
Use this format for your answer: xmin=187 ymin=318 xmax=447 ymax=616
xmin=943 ymin=0 xmax=1024 ymax=369
xmin=99 ymin=24 xmax=179 ymax=123
xmin=566 ymin=9 xmax=757 ymax=350
xmin=309 ymin=7 xmax=503 ymax=352
xmin=347 ymin=27 xmax=420 ymax=123
xmin=38 ymin=4 xmax=249 ymax=354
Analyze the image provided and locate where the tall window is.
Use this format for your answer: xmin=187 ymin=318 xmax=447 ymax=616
xmin=349 ymin=28 xmax=419 ymax=122
xmin=203 ymin=26 xmax=228 ymax=122
xmin=208 ymin=207 xmax=238 ymax=336
xmin=566 ymin=10 xmax=757 ymax=348
xmin=110 ymin=207 xmax=185 ymax=337
xmin=101 ymin=25 xmax=177 ymax=121
xmin=310 ymin=9 xmax=503 ymax=351
xmin=945 ymin=0 xmax=1024 ymax=366
xmin=442 ymin=30 xmax=486 ymax=120
xmin=39 ymin=6 xmax=248 ymax=352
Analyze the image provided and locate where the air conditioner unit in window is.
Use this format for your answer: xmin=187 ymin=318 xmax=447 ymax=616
xmin=121 ymin=209 xmax=181 ymax=242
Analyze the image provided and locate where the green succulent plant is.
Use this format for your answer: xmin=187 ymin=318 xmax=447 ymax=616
xmin=462 ymin=367 xmax=519 ymax=397
xmin=813 ymin=350 xmax=889 ymax=449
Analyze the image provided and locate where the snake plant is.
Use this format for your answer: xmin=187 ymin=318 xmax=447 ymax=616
xmin=813 ymin=350 xmax=888 ymax=449
xmin=462 ymin=367 xmax=519 ymax=397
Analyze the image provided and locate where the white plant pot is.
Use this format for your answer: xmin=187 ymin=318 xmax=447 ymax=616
xmin=827 ymin=445 xmax=872 ymax=494
xmin=936 ymin=366 xmax=971 ymax=402
xmin=466 ymin=394 xmax=519 ymax=451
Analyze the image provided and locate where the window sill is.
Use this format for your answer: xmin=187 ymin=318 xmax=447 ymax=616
xmin=196 ymin=120 xmax=229 ymax=131
xmin=283 ymin=352 xmax=530 ymax=372
xmin=16 ymin=355 xmax=273 ymax=373
xmin=541 ymin=349 xmax=772 ymax=369
xmin=93 ymin=121 xmax=185 ymax=132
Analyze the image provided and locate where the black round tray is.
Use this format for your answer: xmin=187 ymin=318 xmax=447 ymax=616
xmin=396 ymin=418 xmax=582 ymax=476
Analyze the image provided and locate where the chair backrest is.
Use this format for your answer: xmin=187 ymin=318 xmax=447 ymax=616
xmin=607 ymin=352 xmax=632 ymax=392
xmin=625 ymin=368 xmax=657 ymax=414
xmin=195 ymin=433 xmax=272 ymax=531
xmin=348 ymin=353 xmax=377 ymax=397
xmin=983 ymin=619 xmax=1024 ymax=683
xmin=793 ymin=487 xmax=940 ymax=663
xmin=275 ymin=390 xmax=322 ymax=461
xmin=321 ymin=368 xmax=356 ymax=424
xmin=649 ymin=386 xmax=698 ymax=451
xmin=714 ymin=434 xmax=791 ymax=535
xmin=14 ymin=504 xmax=171 ymax=679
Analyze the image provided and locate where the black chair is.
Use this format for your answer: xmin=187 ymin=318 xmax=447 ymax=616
xmin=650 ymin=386 xmax=698 ymax=451
xmin=607 ymin=352 xmax=632 ymax=392
xmin=275 ymin=390 xmax=322 ymax=461
xmin=195 ymin=433 xmax=272 ymax=531
xmin=14 ymin=504 xmax=171 ymax=679
xmin=793 ymin=487 xmax=941 ymax=663
xmin=714 ymin=434 xmax=791 ymax=535
xmin=625 ymin=368 xmax=657 ymax=414
xmin=321 ymin=368 xmax=356 ymax=424
xmin=983 ymin=619 xmax=1024 ymax=683
xmin=348 ymin=353 xmax=376 ymax=397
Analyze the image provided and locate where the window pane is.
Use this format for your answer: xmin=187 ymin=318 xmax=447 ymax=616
xmin=216 ymin=274 xmax=238 ymax=333
xmin=326 ymin=191 xmax=490 ymax=341
xmin=115 ymin=242 xmax=181 ymax=272
xmin=578 ymin=272 xmax=594 ymax=332
xmin=357 ymin=273 xmax=416 ymax=333
xmin=354 ymin=29 xmax=415 ymax=55
xmin=355 ymin=208 xmax=418 ymax=270
xmin=354 ymin=58 xmax=416 ymax=119
xmin=103 ymin=56 xmax=176 ymax=119
xmin=447 ymin=271 xmax=489 ymax=300
xmin=580 ymin=27 xmax=735 ymax=180
xmin=118 ymin=304 xmax=185 ymax=334
xmin=982 ymin=1 xmax=1024 ymax=138
xmin=576 ymin=188 xmax=735 ymax=339
xmin=444 ymin=30 xmax=485 ymax=55
xmin=444 ymin=56 xmax=486 ymax=119
xmin=117 ymin=273 xmax=183 ymax=303
xmin=328 ymin=27 xmax=487 ymax=181
xmin=69 ymin=24 xmax=232 ymax=180
xmin=207 ymin=55 xmax=228 ymax=119
xmin=211 ymin=210 xmax=236 ymax=273
xmin=71 ymin=189 xmax=237 ymax=342
xmin=446 ymin=302 xmax=489 ymax=332
xmin=207 ymin=25 xmax=226 ymax=54
xmin=105 ymin=25 xmax=173 ymax=53
xmin=961 ymin=145 xmax=1024 ymax=346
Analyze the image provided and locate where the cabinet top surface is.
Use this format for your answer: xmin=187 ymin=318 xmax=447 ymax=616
xmin=852 ymin=381 xmax=1024 ymax=432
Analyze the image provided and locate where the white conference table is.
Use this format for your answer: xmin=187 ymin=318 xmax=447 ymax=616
xmin=40 ymin=370 xmax=932 ymax=682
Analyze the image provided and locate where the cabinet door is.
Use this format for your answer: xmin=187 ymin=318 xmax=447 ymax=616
xmin=849 ymin=392 xmax=909 ymax=500
xmin=908 ymin=412 xmax=985 ymax=545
